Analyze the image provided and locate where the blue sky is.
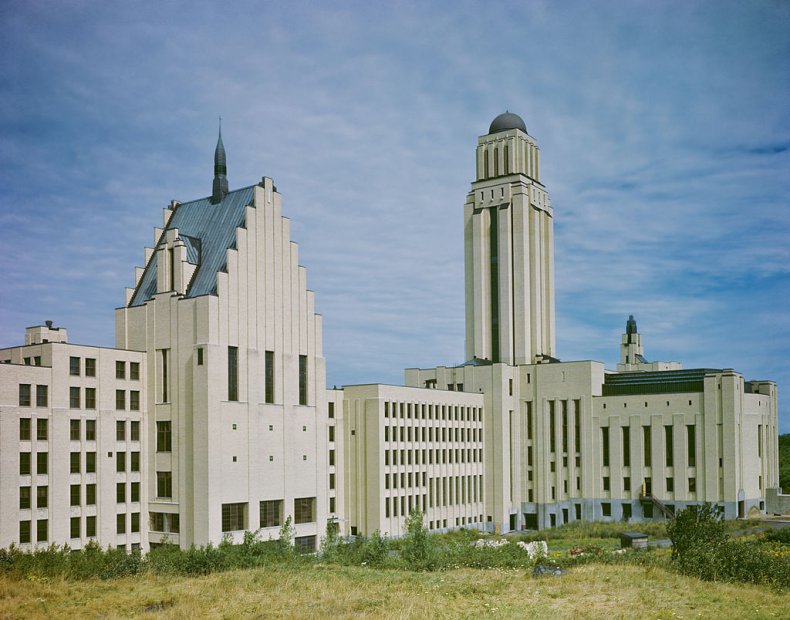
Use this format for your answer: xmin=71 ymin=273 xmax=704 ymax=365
xmin=1 ymin=1 xmax=788 ymax=431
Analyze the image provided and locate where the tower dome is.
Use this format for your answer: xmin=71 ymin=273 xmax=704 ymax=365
xmin=488 ymin=111 xmax=527 ymax=135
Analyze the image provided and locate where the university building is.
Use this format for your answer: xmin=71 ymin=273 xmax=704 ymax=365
xmin=0 ymin=112 xmax=780 ymax=550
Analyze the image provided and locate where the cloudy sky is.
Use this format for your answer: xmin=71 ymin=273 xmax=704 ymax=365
xmin=1 ymin=1 xmax=788 ymax=430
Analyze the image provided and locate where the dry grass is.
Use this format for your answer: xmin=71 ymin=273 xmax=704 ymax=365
xmin=1 ymin=562 xmax=788 ymax=619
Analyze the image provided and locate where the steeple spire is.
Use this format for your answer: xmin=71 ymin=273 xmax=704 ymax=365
xmin=211 ymin=117 xmax=229 ymax=203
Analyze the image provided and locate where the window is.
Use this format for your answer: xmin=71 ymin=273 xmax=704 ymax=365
xmin=116 ymin=361 xmax=126 ymax=379
xmin=86 ymin=484 xmax=96 ymax=505
xmin=20 ymin=418 xmax=31 ymax=441
xmin=624 ymin=477 xmax=631 ymax=492
xmin=643 ymin=426 xmax=651 ymax=467
xmin=328 ymin=401 xmax=334 ymax=418
xmin=36 ymin=385 xmax=48 ymax=407
xmin=70 ymin=452 xmax=80 ymax=473
xmin=328 ymin=426 xmax=335 ymax=442
xmin=131 ymin=482 xmax=140 ymax=502
xmin=228 ymin=346 xmax=238 ymax=401
xmin=130 ymin=361 xmax=140 ymax=380
xmin=601 ymin=427 xmax=610 ymax=467
xmin=131 ymin=421 xmax=140 ymax=441
xmin=131 ymin=512 xmax=140 ymax=533
xmin=665 ymin=425 xmax=673 ymax=466
xmin=160 ymin=349 xmax=169 ymax=402
xmin=19 ymin=521 xmax=31 ymax=544
xmin=260 ymin=499 xmax=283 ymax=528
xmin=265 ymin=350 xmax=274 ymax=403
xmin=329 ymin=449 xmax=335 ymax=466
xmin=86 ymin=452 xmax=96 ymax=473
xmin=687 ymin=425 xmax=696 ymax=468
xmin=116 ymin=452 xmax=126 ymax=472
xmin=603 ymin=477 xmax=610 ymax=492
xmin=688 ymin=477 xmax=696 ymax=493
xmin=70 ymin=356 xmax=80 ymax=376
xmin=20 ymin=451 xmax=31 ymax=474
xmin=37 ymin=519 xmax=48 ymax=542
xmin=86 ymin=516 xmax=96 ymax=537
xmin=622 ymin=427 xmax=630 ymax=467
xmin=117 ymin=482 xmax=126 ymax=503
xmin=85 ymin=388 xmax=96 ymax=409
xmin=19 ymin=486 xmax=31 ymax=509
xmin=36 ymin=418 xmax=47 ymax=441
xmin=666 ymin=477 xmax=674 ymax=493
xmin=34 ymin=485 xmax=47 ymax=508
xmin=294 ymin=535 xmax=316 ymax=554
xmin=130 ymin=391 xmax=140 ymax=411
xmin=19 ymin=384 xmax=31 ymax=407
xmin=221 ymin=502 xmax=246 ymax=532
xmin=602 ymin=503 xmax=611 ymax=517
xmin=197 ymin=348 xmax=204 ymax=366
xmin=131 ymin=452 xmax=140 ymax=471
xmin=116 ymin=421 xmax=126 ymax=441
xmin=157 ymin=421 xmax=172 ymax=452
xmin=156 ymin=471 xmax=172 ymax=498
xmin=294 ymin=497 xmax=315 ymax=524
xmin=70 ymin=419 xmax=80 ymax=441
xmin=70 ymin=516 xmax=80 ymax=539
xmin=298 ymin=355 xmax=307 ymax=405
xmin=116 ymin=390 xmax=126 ymax=411
xmin=549 ymin=401 xmax=556 ymax=452
xmin=85 ymin=358 xmax=96 ymax=377
xmin=36 ymin=452 xmax=48 ymax=474
xmin=116 ymin=514 xmax=126 ymax=534
xmin=329 ymin=473 xmax=335 ymax=490
xmin=85 ymin=419 xmax=96 ymax=440
xmin=70 ymin=387 xmax=80 ymax=409
xmin=70 ymin=484 xmax=80 ymax=506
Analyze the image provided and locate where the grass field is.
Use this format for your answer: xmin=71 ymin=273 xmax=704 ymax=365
xmin=1 ymin=561 xmax=788 ymax=619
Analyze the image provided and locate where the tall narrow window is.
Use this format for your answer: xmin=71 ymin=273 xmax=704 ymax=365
xmin=69 ymin=357 xmax=80 ymax=376
xmin=665 ymin=425 xmax=673 ymax=467
xmin=549 ymin=401 xmax=556 ymax=452
xmin=643 ymin=426 xmax=652 ymax=467
xmin=489 ymin=208 xmax=500 ymax=362
xmin=160 ymin=349 xmax=169 ymax=403
xmin=157 ymin=421 xmax=172 ymax=452
xmin=483 ymin=151 xmax=489 ymax=179
xmin=503 ymin=144 xmax=509 ymax=175
xmin=265 ymin=350 xmax=274 ymax=404
xmin=493 ymin=147 xmax=499 ymax=176
xmin=687 ymin=425 xmax=696 ymax=467
xmin=526 ymin=401 xmax=533 ymax=440
xmin=228 ymin=346 xmax=238 ymax=401
xmin=36 ymin=385 xmax=48 ymax=407
xmin=562 ymin=401 xmax=568 ymax=453
xmin=602 ymin=427 xmax=610 ymax=467
xmin=622 ymin=427 xmax=630 ymax=467
xmin=19 ymin=384 xmax=31 ymax=407
xmin=85 ymin=358 xmax=96 ymax=377
xmin=298 ymin=355 xmax=308 ymax=405
xmin=574 ymin=400 xmax=581 ymax=452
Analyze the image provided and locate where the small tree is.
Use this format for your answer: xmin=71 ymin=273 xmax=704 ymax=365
xmin=278 ymin=516 xmax=295 ymax=557
xmin=401 ymin=510 xmax=436 ymax=570
xmin=666 ymin=503 xmax=726 ymax=561
xmin=319 ymin=518 xmax=340 ymax=561
xmin=362 ymin=529 xmax=388 ymax=567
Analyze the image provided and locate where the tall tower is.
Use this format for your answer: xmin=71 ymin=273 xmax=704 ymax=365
xmin=464 ymin=112 xmax=555 ymax=365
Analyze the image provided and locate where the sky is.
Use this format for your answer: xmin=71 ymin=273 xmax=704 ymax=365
xmin=1 ymin=1 xmax=788 ymax=431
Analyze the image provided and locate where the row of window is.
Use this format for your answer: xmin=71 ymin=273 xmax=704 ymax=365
xmin=384 ymin=447 xmax=483 ymax=467
xmin=384 ymin=424 xmax=480 ymax=444
xmin=225 ymin=349 xmax=309 ymax=406
xmin=384 ymin=401 xmax=482 ymax=423
xmin=221 ymin=497 xmax=316 ymax=532
xmin=18 ymin=384 xmax=48 ymax=407
xmin=601 ymin=424 xmax=697 ymax=469
xmin=17 ymin=511 xmax=141 ymax=544
xmin=22 ymin=482 xmax=141 ymax=511
xmin=69 ymin=357 xmax=140 ymax=380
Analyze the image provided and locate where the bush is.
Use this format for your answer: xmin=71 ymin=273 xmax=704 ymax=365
xmin=666 ymin=503 xmax=726 ymax=561
xmin=762 ymin=527 xmax=790 ymax=545
xmin=401 ymin=510 xmax=437 ymax=571
xmin=361 ymin=530 xmax=388 ymax=567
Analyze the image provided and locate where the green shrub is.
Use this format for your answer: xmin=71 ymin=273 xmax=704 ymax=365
xmin=762 ymin=527 xmax=790 ymax=545
xmin=666 ymin=503 xmax=726 ymax=560
xmin=401 ymin=510 xmax=438 ymax=571
xmin=361 ymin=530 xmax=388 ymax=567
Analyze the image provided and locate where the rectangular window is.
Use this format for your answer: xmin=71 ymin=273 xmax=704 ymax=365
xmin=328 ymin=426 xmax=335 ymax=442
xmin=228 ymin=346 xmax=238 ymax=401
xmin=71 ymin=517 xmax=80 ymax=539
xmin=665 ymin=425 xmax=673 ymax=467
xmin=298 ymin=355 xmax=308 ymax=405
xmin=86 ymin=484 xmax=96 ymax=506
xmin=622 ymin=427 xmax=630 ymax=467
xmin=549 ymin=401 xmax=556 ymax=452
xmin=70 ymin=356 xmax=80 ymax=376
xmin=20 ymin=452 xmax=31 ymax=475
xmin=624 ymin=477 xmax=631 ymax=492
xmin=294 ymin=535 xmax=316 ymax=554
xmin=37 ymin=519 xmax=47 ymax=542
xmin=36 ymin=418 xmax=47 ymax=441
xmin=116 ymin=482 xmax=125 ymax=503
xmin=666 ymin=477 xmax=674 ymax=493
xmin=20 ymin=418 xmax=31 ymax=441
xmin=70 ymin=452 xmax=80 ymax=473
xmin=329 ymin=473 xmax=335 ymax=490
xmin=603 ymin=477 xmax=610 ymax=492
xmin=131 ymin=482 xmax=140 ymax=502
xmin=131 ymin=452 xmax=140 ymax=472
xmin=160 ymin=349 xmax=169 ymax=403
xmin=264 ymin=350 xmax=274 ymax=404
xmin=130 ymin=361 xmax=140 ymax=380
xmin=687 ymin=425 xmax=696 ymax=467
xmin=85 ymin=358 xmax=96 ymax=377
xmin=688 ymin=477 xmax=697 ymax=493
xmin=643 ymin=426 xmax=652 ymax=467
xmin=116 ymin=514 xmax=126 ymax=534
xmin=36 ymin=385 xmax=48 ymax=407
xmin=116 ymin=361 xmax=126 ymax=380
xmin=70 ymin=387 xmax=80 ymax=409
xmin=197 ymin=348 xmax=204 ymax=366
xmin=70 ymin=484 xmax=80 ymax=506
xmin=86 ymin=515 xmax=96 ymax=537
xmin=221 ymin=502 xmax=246 ymax=532
xmin=562 ymin=400 xmax=569 ymax=453
xmin=36 ymin=452 xmax=48 ymax=474
xmin=70 ymin=419 xmax=80 ymax=441
xmin=116 ymin=452 xmax=126 ymax=472
xmin=131 ymin=421 xmax=139 ymax=441
xmin=19 ymin=486 xmax=31 ymax=509
xmin=19 ymin=521 xmax=31 ymax=544
xmin=328 ymin=401 xmax=334 ymax=418
xmin=86 ymin=452 xmax=96 ymax=473
xmin=329 ymin=449 xmax=335 ymax=466
xmin=85 ymin=419 xmax=96 ymax=440
xmin=574 ymin=400 xmax=581 ymax=450
xmin=19 ymin=384 xmax=31 ymax=407
xmin=116 ymin=390 xmax=126 ymax=411
xmin=131 ymin=512 xmax=140 ymax=533
xmin=156 ymin=471 xmax=172 ymax=498
xmin=116 ymin=420 xmax=126 ymax=441
xmin=602 ymin=503 xmax=611 ymax=517
xmin=602 ymin=427 xmax=610 ymax=467
xmin=85 ymin=388 xmax=96 ymax=409
xmin=294 ymin=497 xmax=315 ymax=524
xmin=260 ymin=499 xmax=283 ymax=528
xmin=130 ymin=391 xmax=140 ymax=411
xmin=157 ymin=421 xmax=172 ymax=452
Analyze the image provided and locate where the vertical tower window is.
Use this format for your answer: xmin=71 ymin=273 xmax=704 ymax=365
xmin=160 ymin=349 xmax=169 ymax=403
xmin=157 ymin=421 xmax=172 ymax=452
xmin=574 ymin=400 xmax=581 ymax=452
xmin=549 ymin=401 xmax=556 ymax=453
xmin=228 ymin=346 xmax=238 ymax=402
xmin=687 ymin=425 xmax=696 ymax=467
xmin=489 ymin=208 xmax=499 ymax=362
xmin=503 ymin=144 xmax=509 ymax=174
xmin=298 ymin=355 xmax=308 ymax=406
xmin=622 ymin=427 xmax=630 ymax=467
xmin=601 ymin=427 xmax=610 ymax=467
xmin=665 ymin=425 xmax=673 ymax=467
xmin=265 ymin=350 xmax=274 ymax=404
xmin=643 ymin=426 xmax=652 ymax=467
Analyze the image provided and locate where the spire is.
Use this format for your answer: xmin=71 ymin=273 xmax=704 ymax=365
xmin=626 ymin=314 xmax=637 ymax=336
xmin=211 ymin=117 xmax=229 ymax=203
